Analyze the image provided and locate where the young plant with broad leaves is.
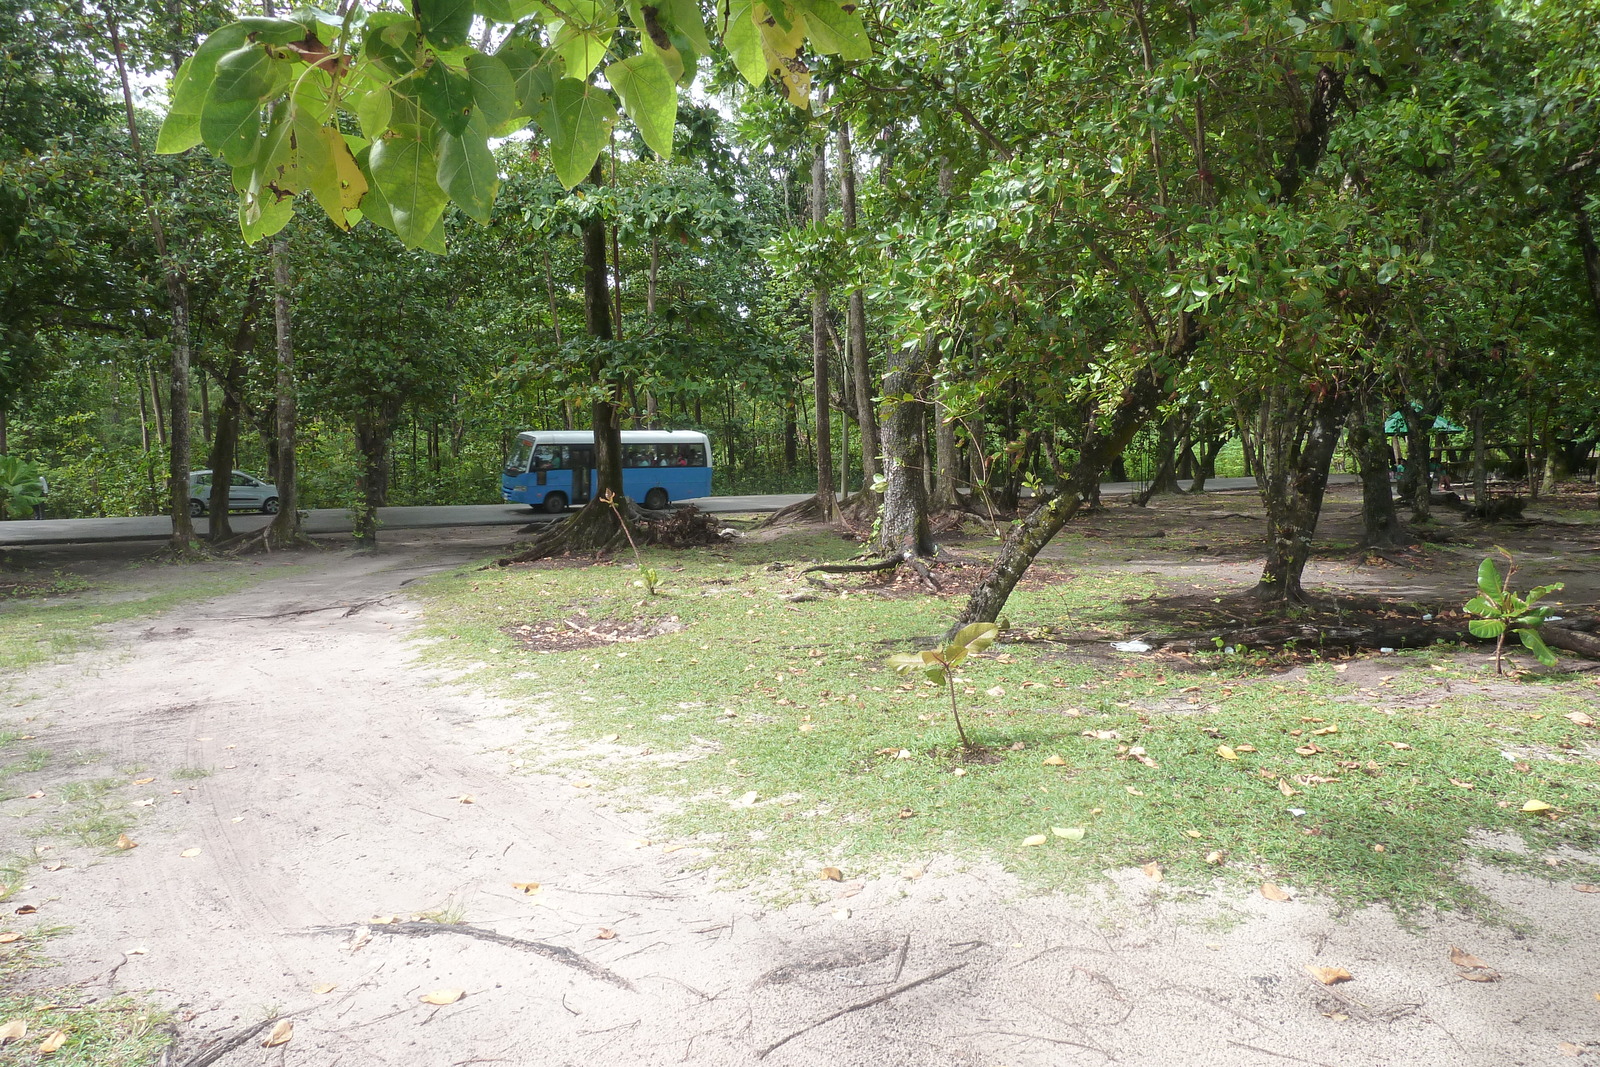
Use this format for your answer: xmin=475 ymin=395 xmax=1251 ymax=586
xmin=886 ymin=622 xmax=999 ymax=752
xmin=1463 ymin=550 xmax=1564 ymax=674
xmin=155 ymin=0 xmax=871 ymax=248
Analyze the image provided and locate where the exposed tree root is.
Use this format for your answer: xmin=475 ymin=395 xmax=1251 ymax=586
xmin=302 ymin=921 xmax=635 ymax=990
xmin=758 ymin=494 xmax=830 ymax=528
xmin=800 ymin=548 xmax=941 ymax=593
xmin=1149 ymin=616 xmax=1600 ymax=661
xmin=495 ymin=502 xmax=730 ymax=566
xmin=756 ymin=962 xmax=969 ymax=1059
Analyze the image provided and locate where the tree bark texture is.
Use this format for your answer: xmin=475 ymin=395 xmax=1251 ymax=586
xmin=1348 ymin=387 xmax=1405 ymax=548
xmin=810 ymin=144 xmax=835 ymax=517
xmin=1252 ymin=384 xmax=1349 ymax=602
xmin=1135 ymin=411 xmax=1185 ymax=501
xmin=874 ymin=342 xmax=934 ymax=559
xmin=266 ymin=236 xmax=301 ymax=546
xmin=353 ymin=407 xmax=398 ymax=546
xmin=932 ymin=400 xmax=957 ymax=511
xmin=1400 ymin=401 xmax=1431 ymax=522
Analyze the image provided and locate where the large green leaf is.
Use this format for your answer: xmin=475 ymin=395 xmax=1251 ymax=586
xmin=466 ymin=53 xmax=519 ymax=126
xmin=1463 ymin=595 xmax=1494 ymax=616
xmin=606 ymin=54 xmax=677 ymax=158
xmin=546 ymin=77 xmax=617 ymax=188
xmin=791 ymin=0 xmax=872 ymax=60
xmin=157 ymin=23 xmax=251 ymax=153
xmin=200 ymin=96 xmax=262 ymax=166
xmin=418 ymin=59 xmax=475 ymax=137
xmin=658 ymin=0 xmax=710 ymax=53
xmin=1517 ymin=628 xmax=1558 ymax=667
xmin=721 ymin=1 xmax=767 ymax=86
xmin=1467 ymin=618 xmax=1506 ymax=639
xmin=355 ymin=84 xmax=393 ymax=139
xmin=755 ymin=2 xmax=810 ymax=105
xmin=369 ymin=132 xmax=451 ymax=248
xmin=478 ymin=0 xmax=544 ymax=21
xmin=437 ymin=112 xmax=499 ymax=223
xmin=209 ymin=44 xmax=281 ymax=105
xmin=297 ymin=114 xmax=368 ymax=228
xmin=552 ymin=0 xmax=615 ymax=79
xmin=948 ymin=622 xmax=999 ymax=655
xmin=234 ymin=16 xmax=318 ymax=43
xmin=417 ymin=0 xmax=475 ymax=50
xmin=498 ymin=38 xmax=553 ymax=117
xmin=1476 ymin=557 xmax=1503 ymax=597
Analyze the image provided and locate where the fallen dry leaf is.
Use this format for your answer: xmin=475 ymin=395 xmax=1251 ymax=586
xmin=512 ymin=882 xmax=542 ymax=895
xmin=179 ymin=848 xmax=201 ymax=858
xmin=0 ymin=1019 xmax=24 ymax=1044
xmin=1294 ymin=745 xmax=1320 ymax=757
xmin=1234 ymin=744 xmax=1257 ymax=753
xmin=1385 ymin=741 xmax=1412 ymax=750
xmin=1565 ymin=712 xmax=1595 ymax=728
xmin=1184 ymin=829 xmax=1203 ymax=839
xmin=1042 ymin=755 xmax=1067 ymax=766
xmin=369 ymin=915 xmax=399 ymax=925
xmin=1312 ymin=725 xmax=1339 ymax=736
xmin=456 ymin=795 xmax=476 ymax=804
xmin=13 ymin=905 xmax=37 ymax=916
xmin=1216 ymin=745 xmax=1239 ymax=761
xmin=1570 ymin=883 xmax=1600 ymax=893
xmin=819 ymin=867 xmax=843 ymax=881
xmin=1205 ymin=850 xmax=1224 ymax=865
xmin=1450 ymin=946 xmax=1492 ymax=970
xmin=0 ymin=933 xmax=19 ymax=944
xmin=312 ymin=983 xmax=337 ymax=995
xmin=1021 ymin=834 xmax=1048 ymax=847
xmin=1449 ymin=778 xmax=1475 ymax=790
xmin=1305 ymin=965 xmax=1353 ymax=985
xmin=24 ymin=791 xmax=43 ymax=800
xmin=418 ymin=989 xmax=464 ymax=1006
xmin=132 ymin=777 xmax=155 ymax=785
xmin=1521 ymin=799 xmax=1554 ymax=813
xmin=115 ymin=834 xmax=137 ymax=850
xmin=595 ymin=928 xmax=617 ymax=940
xmin=1278 ymin=779 xmax=1300 ymax=797
xmin=1125 ymin=786 xmax=1145 ymax=796
xmin=37 ymin=1029 xmax=66 ymax=1054
xmin=1260 ymin=883 xmax=1292 ymax=902
xmin=1559 ymin=1042 xmax=1584 ymax=1057
xmin=1459 ymin=970 xmax=1501 ymax=983
xmin=901 ymin=865 xmax=925 ymax=880
xmin=261 ymin=1020 xmax=293 ymax=1048
xmin=1052 ymin=826 xmax=1085 ymax=841
xmin=1141 ymin=862 xmax=1163 ymax=882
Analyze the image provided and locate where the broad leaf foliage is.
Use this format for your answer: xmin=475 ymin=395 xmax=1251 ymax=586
xmin=157 ymin=0 xmax=871 ymax=247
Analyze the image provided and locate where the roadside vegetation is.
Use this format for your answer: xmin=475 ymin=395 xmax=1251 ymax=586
xmin=416 ymin=510 xmax=1600 ymax=915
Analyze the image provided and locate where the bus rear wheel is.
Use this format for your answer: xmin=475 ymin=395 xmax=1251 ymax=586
xmin=541 ymin=492 xmax=568 ymax=515
xmin=643 ymin=488 xmax=669 ymax=510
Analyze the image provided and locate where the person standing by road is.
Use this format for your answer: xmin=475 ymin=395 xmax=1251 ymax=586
xmin=33 ymin=474 xmax=47 ymax=519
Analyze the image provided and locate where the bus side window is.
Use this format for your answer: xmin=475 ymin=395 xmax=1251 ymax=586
xmin=532 ymin=445 xmax=562 ymax=470
xmin=681 ymin=445 xmax=705 ymax=466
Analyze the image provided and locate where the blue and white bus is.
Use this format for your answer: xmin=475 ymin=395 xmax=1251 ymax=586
xmin=501 ymin=429 xmax=712 ymax=513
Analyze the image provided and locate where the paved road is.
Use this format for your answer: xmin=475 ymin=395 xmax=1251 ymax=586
xmin=0 ymin=476 xmax=1339 ymax=548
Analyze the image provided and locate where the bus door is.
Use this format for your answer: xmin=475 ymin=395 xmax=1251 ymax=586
xmin=568 ymin=444 xmax=594 ymax=504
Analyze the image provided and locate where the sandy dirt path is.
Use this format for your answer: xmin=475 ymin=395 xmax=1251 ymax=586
xmin=4 ymin=530 xmax=1597 ymax=1067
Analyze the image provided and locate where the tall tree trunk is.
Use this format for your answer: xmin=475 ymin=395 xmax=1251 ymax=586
xmin=1471 ymin=403 xmax=1488 ymax=510
xmin=108 ymin=5 xmax=192 ymax=549
xmin=1253 ymin=384 xmax=1349 ymax=602
xmin=810 ymin=143 xmax=835 ymax=516
xmin=931 ymin=399 xmax=957 ymax=510
xmin=783 ymin=388 xmax=798 ymax=472
xmin=206 ymin=378 xmax=240 ymax=541
xmin=874 ymin=341 xmax=934 ymax=558
xmin=1348 ymin=388 xmax=1404 ymax=548
xmin=1135 ymin=411 xmax=1185 ymax=503
xmin=1400 ymin=402 xmax=1431 ymax=522
xmin=266 ymin=236 xmax=301 ymax=546
xmin=837 ymin=121 xmax=878 ymax=491
xmin=148 ymin=363 xmax=167 ymax=447
xmin=351 ymin=407 xmax=399 ymax=547
xmin=136 ymin=370 xmax=151 ymax=452
xmin=199 ymin=372 xmax=212 ymax=445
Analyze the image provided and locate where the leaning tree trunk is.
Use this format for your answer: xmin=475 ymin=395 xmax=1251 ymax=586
xmin=1348 ymin=388 xmax=1405 ymax=548
xmin=951 ymin=360 xmax=1173 ymax=636
xmin=1134 ymin=411 xmax=1185 ymax=503
xmin=1254 ymin=384 xmax=1349 ymax=603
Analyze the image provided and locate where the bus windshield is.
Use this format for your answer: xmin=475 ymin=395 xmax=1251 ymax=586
xmin=505 ymin=438 xmax=533 ymax=475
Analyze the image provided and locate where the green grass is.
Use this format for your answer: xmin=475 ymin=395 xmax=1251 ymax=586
xmin=0 ymin=987 xmax=169 ymax=1067
xmin=411 ymin=529 xmax=1600 ymax=914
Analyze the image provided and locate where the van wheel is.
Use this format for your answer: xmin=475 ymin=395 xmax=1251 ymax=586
xmin=541 ymin=492 xmax=568 ymax=514
xmin=189 ymin=500 xmax=206 ymax=517
xmin=643 ymin=488 xmax=669 ymax=510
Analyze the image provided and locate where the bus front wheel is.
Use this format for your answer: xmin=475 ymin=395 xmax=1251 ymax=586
xmin=541 ymin=492 xmax=568 ymax=515
xmin=643 ymin=488 xmax=669 ymax=510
